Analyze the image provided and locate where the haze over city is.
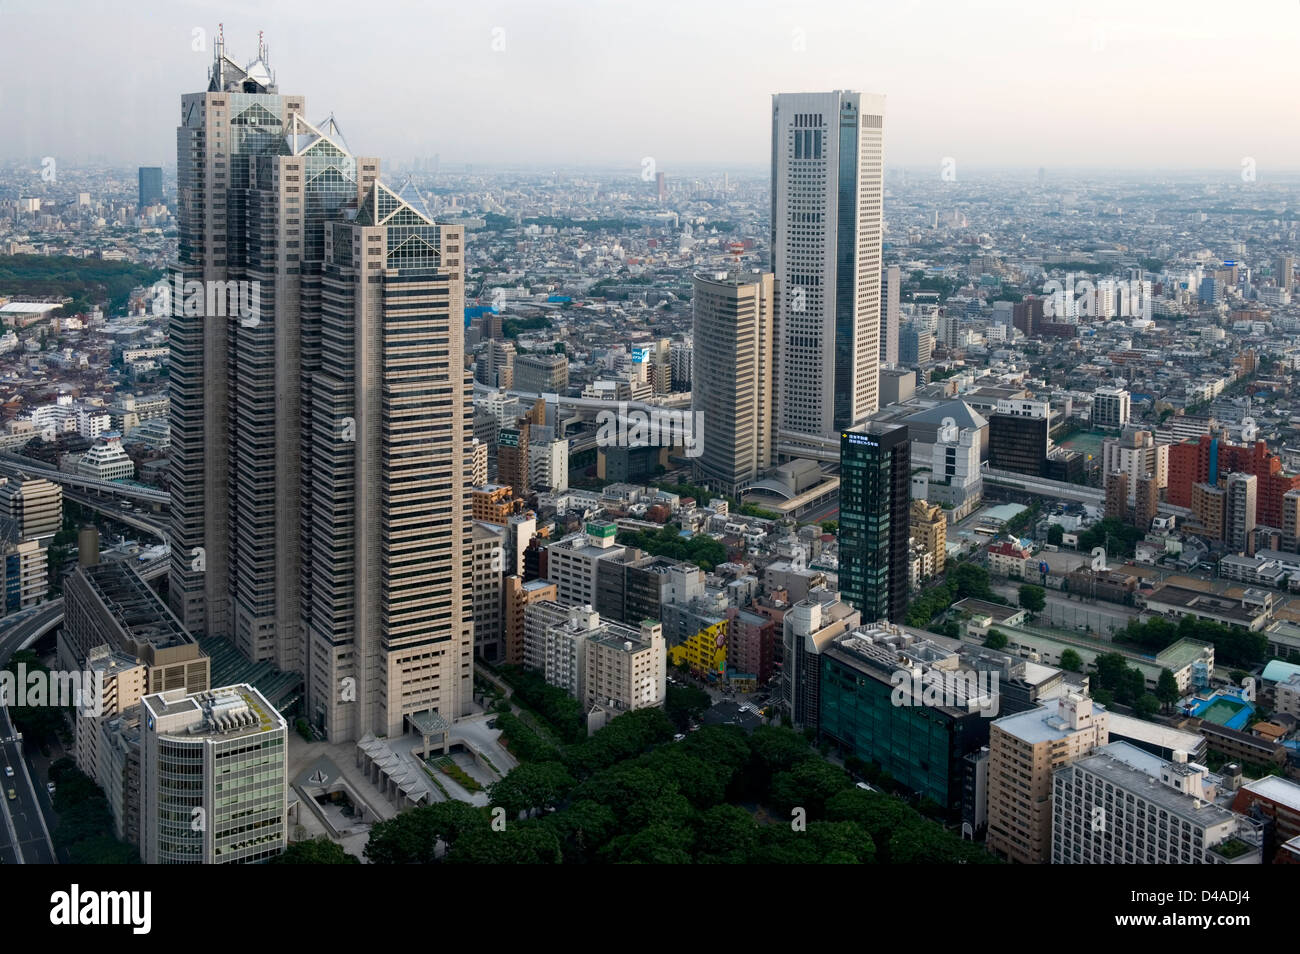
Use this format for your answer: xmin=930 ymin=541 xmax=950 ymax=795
xmin=2 ymin=0 xmax=1297 ymax=171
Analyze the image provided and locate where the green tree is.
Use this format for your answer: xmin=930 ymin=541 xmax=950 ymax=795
xmin=1059 ymin=648 xmax=1083 ymax=673
xmin=271 ymin=837 xmax=359 ymax=864
xmin=1047 ymin=523 xmax=1065 ymax=546
xmin=446 ymin=823 xmax=563 ymax=864
xmin=364 ymin=801 xmax=488 ymax=864
xmin=1018 ymin=584 xmax=1046 ymax=613
xmin=767 ymin=758 xmax=854 ymax=818
xmin=1134 ymin=693 xmax=1160 ymax=718
xmin=488 ymin=761 xmax=576 ymax=819
xmin=664 ymin=683 xmax=711 ymax=732
xmin=984 ymin=629 xmax=1009 ymax=650
xmin=693 ymin=804 xmax=760 ymax=863
xmin=1155 ymin=668 xmax=1181 ymax=711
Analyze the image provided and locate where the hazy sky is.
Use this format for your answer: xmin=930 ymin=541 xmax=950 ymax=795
xmin=2 ymin=0 xmax=1295 ymax=174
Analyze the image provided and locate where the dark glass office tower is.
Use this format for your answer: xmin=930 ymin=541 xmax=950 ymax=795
xmin=839 ymin=422 xmax=910 ymax=622
xmin=138 ymin=167 xmax=163 ymax=209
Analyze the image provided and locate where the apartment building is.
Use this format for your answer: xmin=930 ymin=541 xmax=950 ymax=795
xmin=986 ymin=694 xmax=1110 ymax=864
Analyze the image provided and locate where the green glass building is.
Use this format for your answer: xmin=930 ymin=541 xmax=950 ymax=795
xmin=839 ymin=422 xmax=910 ymax=623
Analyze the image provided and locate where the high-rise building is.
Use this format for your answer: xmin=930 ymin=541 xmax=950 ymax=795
xmin=1167 ymin=434 xmax=1300 ymax=527
xmin=140 ymin=683 xmax=287 ymax=864
xmin=1104 ymin=469 xmax=1128 ymax=522
xmin=1052 ymin=744 xmax=1258 ymax=864
xmin=1092 ymin=387 xmax=1130 ymax=429
xmin=513 ymin=352 xmax=568 ymax=395
xmin=988 ymin=401 xmax=1050 ymax=477
xmin=1276 ymin=254 xmax=1294 ymax=291
xmin=985 ymin=694 xmax=1109 ymax=864
xmin=169 ymin=34 xmax=310 ymax=641
xmin=0 ymin=477 xmax=61 ymax=543
xmin=899 ymin=320 xmax=932 ymax=366
xmin=1191 ymin=481 xmax=1227 ymax=541
xmin=880 ymin=265 xmax=900 ymax=365
xmin=691 ymin=269 xmax=776 ymax=495
xmin=137 ymin=166 xmax=163 ymax=209
xmin=1282 ymin=489 xmax=1300 ymax=553
xmin=302 ymin=180 xmax=473 ymax=740
xmin=772 ymin=91 xmax=886 ymax=443
xmin=1101 ymin=429 xmax=1168 ymax=507
xmin=909 ymin=499 xmax=946 ymax=570
xmin=169 ymin=40 xmax=474 ymax=740
xmin=1226 ymin=472 xmax=1258 ymax=554
xmin=839 ymin=422 xmax=910 ymax=623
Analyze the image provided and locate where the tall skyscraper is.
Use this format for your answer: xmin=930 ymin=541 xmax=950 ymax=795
xmin=771 ymin=91 xmax=886 ymax=445
xmin=839 ymin=422 xmax=910 ymax=623
xmin=302 ymin=181 xmax=473 ymax=741
xmin=169 ymin=34 xmax=306 ymax=640
xmin=137 ymin=166 xmax=163 ymax=209
xmin=691 ymin=269 xmax=775 ymax=495
xmin=880 ymin=264 xmax=900 ymax=366
xmin=171 ymin=36 xmax=473 ymax=741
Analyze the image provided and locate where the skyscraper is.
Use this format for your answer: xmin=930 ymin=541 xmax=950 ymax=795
xmin=137 ymin=166 xmax=163 ymax=209
xmin=169 ymin=33 xmax=306 ymax=640
xmin=880 ymin=264 xmax=900 ymax=366
xmin=303 ymin=179 xmax=474 ymax=741
xmin=171 ymin=36 xmax=473 ymax=741
xmin=771 ymin=91 xmax=886 ymax=445
xmin=691 ymin=269 xmax=775 ymax=495
xmin=839 ymin=422 xmax=910 ymax=623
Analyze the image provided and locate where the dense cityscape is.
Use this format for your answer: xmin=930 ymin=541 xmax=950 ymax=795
xmin=0 ymin=4 xmax=1292 ymax=921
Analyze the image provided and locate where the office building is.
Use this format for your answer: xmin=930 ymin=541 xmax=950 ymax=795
xmin=0 ymin=477 xmax=61 ymax=543
xmin=839 ymin=423 xmax=910 ymax=623
xmin=691 ymin=269 xmax=776 ymax=495
xmin=900 ymin=321 xmax=932 ymax=367
xmin=880 ymin=265 xmax=900 ymax=365
xmin=73 ymin=646 xmax=147 ymax=786
xmin=77 ymin=434 xmax=135 ymax=480
xmin=780 ymin=590 xmax=861 ymax=730
xmin=545 ymin=523 xmax=628 ymax=608
xmin=169 ymin=34 xmax=310 ymax=640
xmin=819 ymin=623 xmax=996 ymax=813
xmin=988 ymin=400 xmax=1051 ymax=477
xmin=513 ymin=352 xmax=568 ymax=395
xmin=1191 ymin=482 xmax=1227 ymax=542
xmin=140 ymin=683 xmax=287 ymax=864
xmin=771 ymin=91 xmax=886 ymax=442
xmin=138 ymin=166 xmax=163 ymax=209
xmin=472 ymin=523 xmax=506 ymax=663
xmin=301 ymin=178 xmax=473 ymax=741
xmin=986 ymin=695 xmax=1109 ymax=864
xmin=61 ymin=561 xmax=210 ymax=694
xmin=1276 ymin=255 xmax=1294 ymax=291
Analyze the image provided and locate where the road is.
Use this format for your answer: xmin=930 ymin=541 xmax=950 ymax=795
xmin=0 ymin=600 xmax=66 ymax=865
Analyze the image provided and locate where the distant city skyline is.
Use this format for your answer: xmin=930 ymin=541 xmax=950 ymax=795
xmin=2 ymin=0 xmax=1298 ymax=172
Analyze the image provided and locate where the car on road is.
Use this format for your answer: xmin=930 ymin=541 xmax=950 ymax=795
xmin=2 ymin=766 xmax=12 ymax=778
xmin=46 ymin=782 xmax=55 ymax=795
xmin=5 ymin=787 xmax=14 ymax=800
xmin=672 ymin=733 xmax=686 ymax=742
